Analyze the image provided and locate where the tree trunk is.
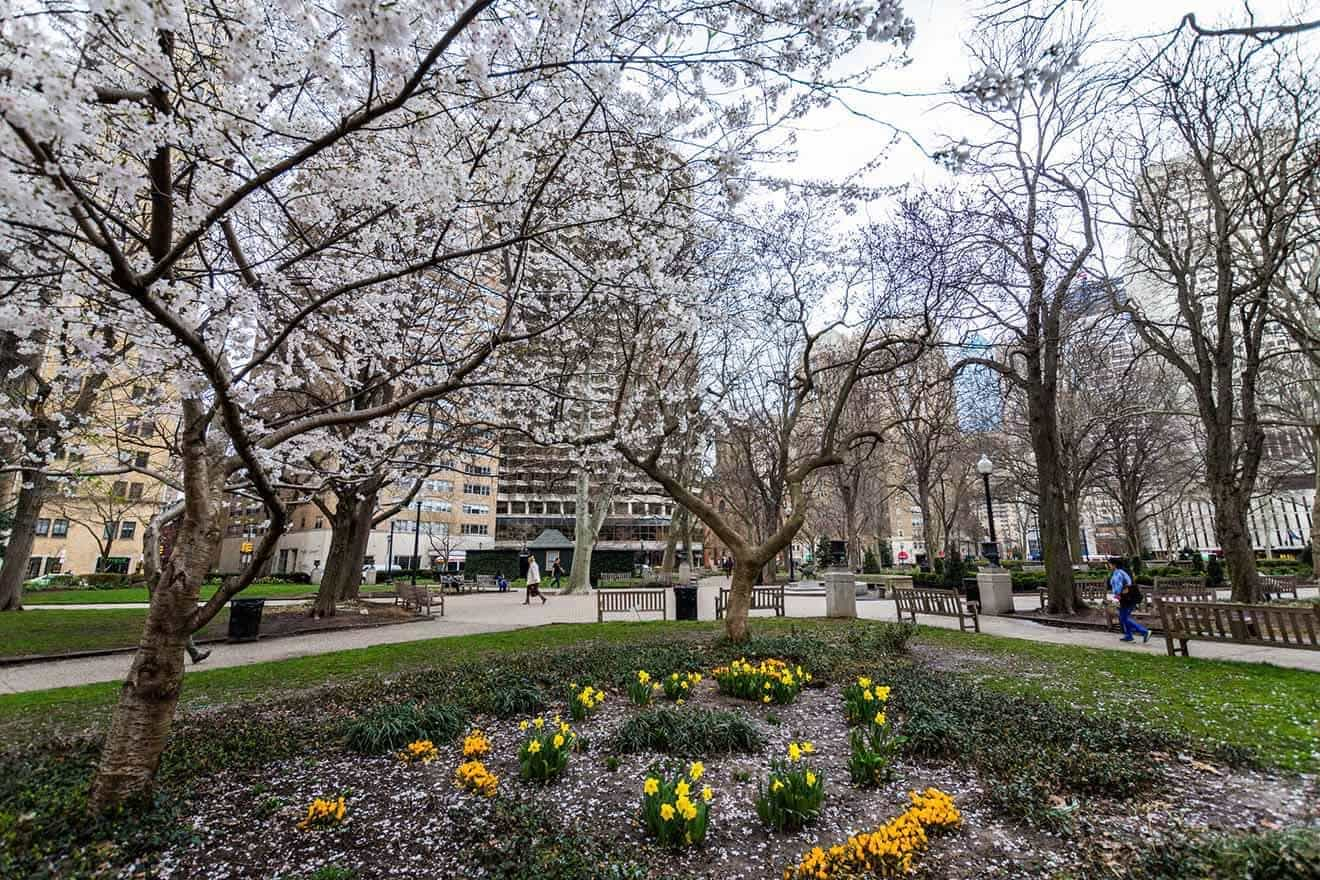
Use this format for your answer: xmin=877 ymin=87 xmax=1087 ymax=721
xmin=661 ymin=504 xmax=678 ymax=572
xmin=567 ymin=466 xmax=615 ymax=593
xmin=1064 ymin=498 xmax=1084 ymax=563
xmin=313 ymin=485 xmax=381 ymax=616
xmin=89 ymin=476 xmax=218 ymax=808
xmin=681 ymin=508 xmax=694 ymax=568
xmin=842 ymin=491 xmax=859 ymax=569
xmin=0 ymin=470 xmax=47 ymax=611
xmin=723 ymin=557 xmax=760 ymax=643
xmin=1028 ymin=391 xmax=1078 ymax=613
xmin=336 ymin=495 xmax=375 ymax=602
xmin=1312 ymin=426 xmax=1320 ymax=581
xmin=1211 ymin=484 xmax=1261 ymax=603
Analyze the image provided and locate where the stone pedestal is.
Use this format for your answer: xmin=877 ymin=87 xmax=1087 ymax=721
xmin=976 ymin=569 xmax=1014 ymax=615
xmin=363 ymin=568 xmax=378 ymax=586
xmin=824 ymin=570 xmax=857 ymax=618
xmin=678 ymin=562 xmax=692 ymax=585
xmin=311 ymin=566 xmax=325 ymax=586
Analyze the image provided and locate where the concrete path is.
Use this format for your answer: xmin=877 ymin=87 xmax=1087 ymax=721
xmin=3 ymin=580 xmax=1318 ymax=695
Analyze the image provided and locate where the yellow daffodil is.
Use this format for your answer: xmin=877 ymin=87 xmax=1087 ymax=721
xmin=874 ymin=711 xmax=886 ymax=726
xmin=858 ymin=676 xmax=872 ymax=688
xmin=518 ymin=720 xmax=529 ymax=731
xmin=644 ymin=777 xmax=660 ymax=795
xmin=762 ymin=695 xmax=771 ymax=703
xmin=553 ymin=733 xmax=565 ymax=748
xmin=772 ymin=779 xmax=784 ymax=793
xmin=527 ymin=740 xmax=542 ymax=754
xmin=802 ymin=741 xmax=815 ymax=754
xmin=660 ymin=803 xmax=675 ymax=821
xmin=701 ymin=786 xmax=713 ymax=803
xmin=806 ymin=771 xmax=817 ymax=786
xmin=533 ymin=717 xmax=545 ymax=729
xmin=675 ymin=780 xmax=691 ymax=798
xmin=688 ymin=761 xmax=704 ymax=780
xmin=788 ymin=742 xmax=802 ymax=762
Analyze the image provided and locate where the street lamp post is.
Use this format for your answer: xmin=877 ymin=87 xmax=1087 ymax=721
xmin=386 ymin=520 xmax=395 ymax=578
xmin=411 ymin=499 xmax=423 ymax=586
xmin=976 ymin=454 xmax=1000 ymax=568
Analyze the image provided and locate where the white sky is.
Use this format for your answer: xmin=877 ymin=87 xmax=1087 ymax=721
xmin=782 ymin=0 xmax=1316 ymax=190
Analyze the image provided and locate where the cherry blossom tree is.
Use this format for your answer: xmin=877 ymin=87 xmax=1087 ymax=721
xmin=2 ymin=0 xmax=917 ymax=806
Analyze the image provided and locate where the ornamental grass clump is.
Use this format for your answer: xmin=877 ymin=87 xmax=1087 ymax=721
xmin=628 ymin=670 xmax=661 ymax=706
xmin=568 ymin=682 xmax=606 ymax=721
xmin=782 ymin=788 xmax=961 ymax=879
xmin=297 ymin=795 xmax=347 ymax=830
xmin=712 ymin=658 xmax=809 ymax=705
xmin=755 ymin=741 xmax=824 ymax=832
xmin=842 ymin=676 xmax=892 ymax=726
xmin=661 ymin=671 xmax=703 ymax=702
xmin=462 ymin=729 xmax=491 ymax=759
xmin=454 ymin=759 xmax=499 ymax=797
xmin=398 ymin=738 xmax=439 ymax=765
xmin=518 ymin=716 xmax=577 ymax=782
xmin=640 ymin=760 xmax=714 ymax=848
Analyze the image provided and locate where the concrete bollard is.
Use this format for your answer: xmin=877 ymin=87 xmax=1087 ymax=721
xmin=824 ymin=570 xmax=857 ymax=618
xmin=976 ymin=569 xmax=1014 ymax=615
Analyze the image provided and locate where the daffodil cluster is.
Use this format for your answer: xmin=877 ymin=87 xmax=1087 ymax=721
xmin=783 ymin=788 xmax=960 ymax=879
xmin=627 ymin=670 xmax=662 ymax=706
xmin=661 ymin=671 xmax=703 ymax=702
xmin=845 ymin=682 xmax=902 ymax=787
xmin=755 ymin=741 xmax=824 ymax=832
xmin=462 ymin=729 xmax=491 ymax=759
xmin=517 ymin=715 xmax=576 ymax=782
xmin=640 ymin=761 xmax=713 ymax=848
xmin=296 ymin=795 xmax=346 ymax=830
xmin=712 ymin=658 xmax=810 ymax=705
xmin=397 ymin=738 xmax=439 ymax=765
xmin=568 ymin=681 xmax=606 ymax=721
xmin=842 ymin=676 xmax=892 ymax=726
xmin=454 ymin=759 xmax=500 ymax=797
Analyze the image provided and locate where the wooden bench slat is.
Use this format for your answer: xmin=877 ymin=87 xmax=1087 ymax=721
xmin=1158 ymin=599 xmax=1319 ymax=655
xmin=714 ymin=586 xmax=785 ymax=620
xmin=894 ymin=587 xmax=978 ymax=633
xmin=596 ymin=588 xmax=667 ymax=622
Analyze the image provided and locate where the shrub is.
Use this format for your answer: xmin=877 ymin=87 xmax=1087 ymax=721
xmin=755 ymin=740 xmax=824 ymax=832
xmin=711 ymin=658 xmax=808 ymax=705
xmin=628 ymin=670 xmax=659 ymax=706
xmin=612 ymin=707 xmax=763 ymax=756
xmin=341 ymin=702 xmax=465 ymax=755
xmin=841 ymin=675 xmax=891 ymax=726
xmin=568 ymin=683 xmax=606 ymax=721
xmin=455 ymin=760 xmax=499 ymax=797
xmin=458 ymin=799 xmax=653 ymax=880
xmin=471 ymin=673 xmax=545 ymax=717
xmin=844 ymin=622 xmax=916 ymax=656
xmin=661 ymin=671 xmax=702 ymax=702
xmin=297 ymin=796 xmax=347 ymax=830
xmin=784 ymin=788 xmax=961 ymax=880
xmin=1123 ymin=828 xmax=1320 ymax=880
xmin=518 ymin=716 xmax=576 ymax=782
xmin=640 ymin=761 xmax=713 ymax=848
xmin=848 ymin=711 xmax=903 ymax=787
xmin=1206 ymin=555 xmax=1225 ymax=587
xmin=862 ymin=549 xmax=880 ymax=574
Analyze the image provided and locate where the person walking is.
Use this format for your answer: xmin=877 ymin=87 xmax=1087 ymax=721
xmin=551 ymin=558 xmax=564 ymax=590
xmin=1108 ymin=557 xmax=1150 ymax=644
xmin=524 ymin=556 xmax=546 ymax=605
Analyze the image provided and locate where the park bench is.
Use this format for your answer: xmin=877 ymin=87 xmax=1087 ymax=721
xmin=595 ymin=587 xmax=667 ymax=622
xmin=1037 ymin=577 xmax=1109 ymax=611
xmin=1261 ymin=574 xmax=1301 ymax=601
xmin=715 ymin=585 xmax=786 ymax=619
xmin=1145 ymin=582 xmax=1217 ymax=611
xmin=394 ymin=580 xmax=444 ymax=617
xmin=598 ymin=570 xmax=635 ymax=586
xmin=1156 ymin=599 xmax=1320 ymax=657
xmin=471 ymin=574 xmax=499 ymax=593
xmin=893 ymin=586 xmax=979 ymax=633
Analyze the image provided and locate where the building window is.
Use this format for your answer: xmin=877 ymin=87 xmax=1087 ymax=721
xmin=424 ymin=479 xmax=453 ymax=493
xmin=464 ymin=483 xmax=491 ymax=496
xmin=421 ymin=500 xmax=452 ymax=513
xmin=35 ymin=517 xmax=50 ymax=536
xmin=463 ymin=503 xmax=490 ymax=516
xmin=313 ymin=517 xmax=324 ymax=529
xmin=134 ymin=451 xmax=149 ymax=468
xmin=44 ymin=556 xmax=62 ymax=574
xmin=120 ymin=521 xmax=137 ymax=539
xmin=466 ymin=464 xmax=492 ymax=476
xmin=461 ymin=523 xmax=489 ymax=535
xmin=112 ymin=481 xmax=128 ymax=498
xmin=52 ymin=518 xmax=68 ymax=537
xmin=511 ymin=501 xmax=526 ymax=514
xmin=26 ymin=557 xmax=42 ymax=579
xmin=129 ymin=482 xmax=144 ymax=500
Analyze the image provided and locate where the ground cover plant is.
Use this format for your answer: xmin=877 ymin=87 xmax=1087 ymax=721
xmin=1 ymin=619 xmax=1316 ymax=880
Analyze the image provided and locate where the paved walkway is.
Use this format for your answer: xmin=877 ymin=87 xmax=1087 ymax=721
xmin=4 ymin=580 xmax=1318 ymax=695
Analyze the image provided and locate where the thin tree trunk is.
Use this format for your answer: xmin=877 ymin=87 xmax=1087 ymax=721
xmin=1212 ymin=484 xmax=1261 ymax=603
xmin=1029 ymin=390 xmax=1079 ymax=613
xmin=0 ymin=470 xmax=46 ymax=611
xmin=661 ymin=503 xmax=678 ymax=572
xmin=1312 ymin=426 xmax=1320 ymax=581
xmin=567 ymin=465 xmax=616 ymax=593
xmin=1065 ymin=498 xmax=1084 ymax=563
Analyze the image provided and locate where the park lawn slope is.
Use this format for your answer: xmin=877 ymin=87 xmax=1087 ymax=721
xmin=0 ymin=608 xmax=233 ymax=660
xmin=22 ymin=581 xmax=318 ymax=605
xmin=1 ymin=620 xmax=1316 ymax=772
xmin=920 ymin=627 xmax=1320 ymax=772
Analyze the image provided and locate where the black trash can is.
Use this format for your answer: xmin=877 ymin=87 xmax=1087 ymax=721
xmin=228 ymin=598 xmax=266 ymax=642
xmin=673 ymin=585 xmax=698 ymax=621
xmin=961 ymin=577 xmax=981 ymax=607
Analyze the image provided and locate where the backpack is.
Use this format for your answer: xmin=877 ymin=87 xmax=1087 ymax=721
xmin=1117 ymin=571 xmax=1142 ymax=608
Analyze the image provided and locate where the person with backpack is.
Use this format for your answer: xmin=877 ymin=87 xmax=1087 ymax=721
xmin=1108 ymin=557 xmax=1150 ymax=644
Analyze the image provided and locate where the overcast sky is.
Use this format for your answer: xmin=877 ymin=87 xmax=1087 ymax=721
xmin=783 ymin=0 xmax=1316 ymax=191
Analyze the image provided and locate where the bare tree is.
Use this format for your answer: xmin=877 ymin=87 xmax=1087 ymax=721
xmin=1108 ymin=33 xmax=1320 ymax=601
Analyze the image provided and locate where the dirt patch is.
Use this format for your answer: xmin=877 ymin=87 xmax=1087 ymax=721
xmin=158 ymin=677 xmax=1317 ymax=880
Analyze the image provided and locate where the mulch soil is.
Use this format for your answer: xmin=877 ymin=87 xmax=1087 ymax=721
xmin=158 ymin=672 xmax=1318 ymax=880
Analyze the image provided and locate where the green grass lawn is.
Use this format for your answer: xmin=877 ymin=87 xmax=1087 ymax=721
xmin=0 ymin=608 xmax=229 ymax=660
xmin=2 ymin=620 xmax=1316 ymax=770
xmin=920 ymin=627 xmax=1320 ymax=772
xmin=23 ymin=581 xmax=318 ymax=605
